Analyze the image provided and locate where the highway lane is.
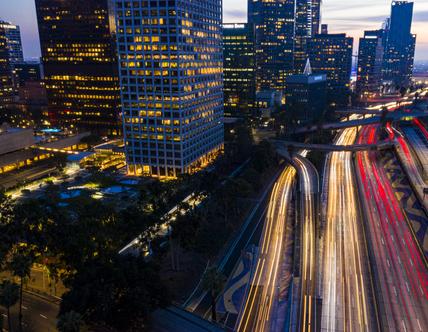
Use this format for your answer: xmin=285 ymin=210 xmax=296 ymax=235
xmin=294 ymin=154 xmax=318 ymax=332
xmin=236 ymin=165 xmax=296 ymax=332
xmin=356 ymin=125 xmax=428 ymax=332
xmin=321 ymin=127 xmax=376 ymax=332
xmin=1 ymin=292 xmax=58 ymax=332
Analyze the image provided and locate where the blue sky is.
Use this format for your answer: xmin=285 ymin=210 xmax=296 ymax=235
xmin=0 ymin=0 xmax=427 ymax=60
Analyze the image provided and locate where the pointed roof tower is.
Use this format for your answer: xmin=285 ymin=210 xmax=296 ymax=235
xmin=303 ymin=58 xmax=312 ymax=75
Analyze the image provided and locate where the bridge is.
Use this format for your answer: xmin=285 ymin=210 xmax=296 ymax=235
xmin=272 ymin=140 xmax=394 ymax=152
xmin=294 ymin=111 xmax=427 ymax=134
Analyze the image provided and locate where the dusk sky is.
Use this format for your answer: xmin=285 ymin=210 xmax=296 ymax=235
xmin=1 ymin=0 xmax=427 ymax=61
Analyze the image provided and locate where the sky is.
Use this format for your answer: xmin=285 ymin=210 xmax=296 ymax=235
xmin=0 ymin=0 xmax=427 ymax=61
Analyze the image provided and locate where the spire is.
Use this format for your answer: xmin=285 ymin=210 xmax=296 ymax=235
xmin=303 ymin=59 xmax=312 ymax=75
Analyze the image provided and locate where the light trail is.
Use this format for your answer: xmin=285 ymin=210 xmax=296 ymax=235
xmin=236 ymin=165 xmax=295 ymax=332
xmin=321 ymin=125 xmax=375 ymax=331
xmin=356 ymin=125 xmax=428 ymax=331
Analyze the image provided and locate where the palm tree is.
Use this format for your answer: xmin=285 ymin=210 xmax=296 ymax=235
xmin=57 ymin=311 xmax=84 ymax=332
xmin=0 ymin=280 xmax=19 ymax=332
xmin=9 ymin=253 xmax=32 ymax=332
xmin=201 ymin=267 xmax=225 ymax=322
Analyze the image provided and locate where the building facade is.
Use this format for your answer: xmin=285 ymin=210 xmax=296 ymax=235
xmin=248 ymin=0 xmax=295 ymax=93
xmin=285 ymin=61 xmax=327 ymax=124
xmin=115 ymin=0 xmax=224 ymax=178
xmin=308 ymin=32 xmax=353 ymax=107
xmin=294 ymin=0 xmax=321 ymax=72
xmin=0 ymin=26 xmax=13 ymax=112
xmin=382 ymin=1 xmax=416 ymax=87
xmin=0 ymin=21 xmax=23 ymax=65
xmin=356 ymin=30 xmax=384 ymax=99
xmin=35 ymin=0 xmax=121 ymax=135
xmin=223 ymin=23 xmax=256 ymax=118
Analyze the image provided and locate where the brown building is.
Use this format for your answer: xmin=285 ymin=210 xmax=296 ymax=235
xmin=35 ymin=0 xmax=121 ymax=135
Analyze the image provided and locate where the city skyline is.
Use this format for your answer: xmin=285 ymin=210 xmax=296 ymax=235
xmin=1 ymin=0 xmax=428 ymax=61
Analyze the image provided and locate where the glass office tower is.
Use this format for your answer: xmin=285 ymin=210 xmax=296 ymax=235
xmin=248 ymin=0 xmax=295 ymax=93
xmin=115 ymin=0 xmax=224 ymax=178
xmin=35 ymin=0 xmax=121 ymax=134
xmin=0 ymin=26 xmax=13 ymax=110
xmin=308 ymin=32 xmax=353 ymax=107
xmin=223 ymin=23 xmax=256 ymax=118
xmin=294 ymin=0 xmax=321 ymax=72
xmin=382 ymin=1 xmax=416 ymax=87
xmin=0 ymin=21 xmax=24 ymax=65
xmin=356 ymin=30 xmax=384 ymax=98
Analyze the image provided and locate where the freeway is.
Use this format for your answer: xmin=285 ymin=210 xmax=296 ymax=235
xmin=294 ymin=154 xmax=318 ymax=332
xmin=236 ymin=165 xmax=296 ymax=332
xmin=321 ymin=126 xmax=377 ymax=331
xmin=1 ymin=291 xmax=58 ymax=332
xmin=356 ymin=125 xmax=428 ymax=332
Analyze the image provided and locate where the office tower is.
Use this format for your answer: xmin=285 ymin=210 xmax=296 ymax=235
xmin=35 ymin=0 xmax=121 ymax=135
xmin=294 ymin=0 xmax=321 ymax=72
xmin=0 ymin=21 xmax=23 ymax=64
xmin=115 ymin=0 xmax=224 ymax=178
xmin=248 ymin=0 xmax=295 ymax=93
xmin=285 ymin=60 xmax=327 ymax=124
xmin=382 ymin=1 xmax=416 ymax=87
xmin=356 ymin=30 xmax=384 ymax=98
xmin=308 ymin=33 xmax=353 ymax=107
xmin=223 ymin=23 xmax=256 ymax=118
xmin=13 ymin=62 xmax=43 ymax=87
xmin=0 ymin=26 xmax=13 ymax=111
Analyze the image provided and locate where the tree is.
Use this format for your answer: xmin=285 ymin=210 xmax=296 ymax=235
xmin=57 ymin=311 xmax=85 ymax=332
xmin=0 ymin=193 xmax=15 ymax=269
xmin=9 ymin=253 xmax=32 ymax=332
xmin=60 ymin=255 xmax=169 ymax=331
xmin=201 ymin=267 xmax=225 ymax=322
xmin=0 ymin=280 xmax=19 ymax=332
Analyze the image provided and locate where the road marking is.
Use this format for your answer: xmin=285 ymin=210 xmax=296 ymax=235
xmin=2 ymin=314 xmax=7 ymax=318
xmin=22 ymin=305 xmax=28 ymax=310
xmin=417 ymin=319 xmax=422 ymax=331
xmin=40 ymin=314 xmax=48 ymax=319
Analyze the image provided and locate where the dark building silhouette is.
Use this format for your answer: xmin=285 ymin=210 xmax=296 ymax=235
xmin=294 ymin=0 xmax=321 ymax=72
xmin=13 ymin=62 xmax=43 ymax=87
xmin=35 ymin=0 xmax=121 ymax=135
xmin=356 ymin=30 xmax=384 ymax=98
xmin=223 ymin=23 xmax=256 ymax=118
xmin=0 ymin=26 xmax=13 ymax=112
xmin=286 ymin=60 xmax=327 ymax=124
xmin=248 ymin=0 xmax=295 ymax=93
xmin=308 ymin=33 xmax=353 ymax=107
xmin=382 ymin=1 xmax=416 ymax=87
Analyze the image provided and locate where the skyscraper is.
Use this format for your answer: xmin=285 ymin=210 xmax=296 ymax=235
xmin=223 ymin=23 xmax=256 ymax=118
xmin=308 ymin=33 xmax=353 ymax=107
xmin=0 ymin=26 xmax=13 ymax=111
xmin=356 ymin=30 xmax=384 ymax=98
xmin=294 ymin=0 xmax=321 ymax=72
xmin=0 ymin=21 xmax=23 ymax=65
xmin=248 ymin=0 xmax=295 ymax=93
xmin=35 ymin=0 xmax=121 ymax=134
xmin=115 ymin=0 xmax=224 ymax=178
xmin=382 ymin=1 xmax=416 ymax=87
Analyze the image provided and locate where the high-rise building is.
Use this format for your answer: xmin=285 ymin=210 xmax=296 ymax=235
xmin=294 ymin=0 xmax=321 ymax=72
xmin=0 ymin=26 xmax=13 ymax=112
xmin=285 ymin=60 xmax=327 ymax=124
xmin=0 ymin=21 xmax=23 ymax=65
xmin=356 ymin=30 xmax=384 ymax=98
xmin=308 ymin=33 xmax=353 ymax=107
xmin=223 ymin=23 xmax=256 ymax=118
xmin=115 ymin=0 xmax=224 ymax=178
xmin=382 ymin=1 xmax=416 ymax=87
xmin=35 ymin=0 xmax=121 ymax=134
xmin=248 ymin=0 xmax=295 ymax=93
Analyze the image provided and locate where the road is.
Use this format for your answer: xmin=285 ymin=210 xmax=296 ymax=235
xmin=356 ymin=125 xmax=428 ymax=332
xmin=236 ymin=165 xmax=296 ymax=332
xmin=1 ymin=292 xmax=58 ymax=332
xmin=294 ymin=154 xmax=318 ymax=332
xmin=321 ymin=126 xmax=376 ymax=331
